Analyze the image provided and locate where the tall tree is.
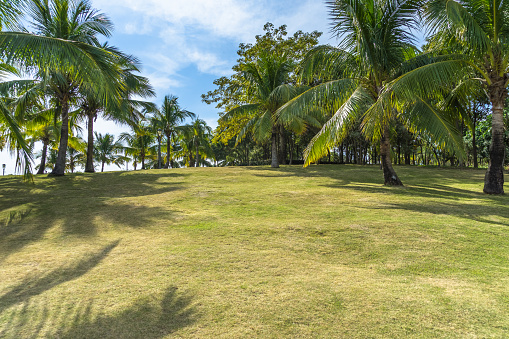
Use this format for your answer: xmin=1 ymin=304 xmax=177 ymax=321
xmin=181 ymin=119 xmax=214 ymax=167
xmin=413 ymin=0 xmax=509 ymax=193
xmin=93 ymin=132 xmax=124 ymax=172
xmin=151 ymin=95 xmax=195 ymax=168
xmin=278 ymin=0 xmax=462 ymax=185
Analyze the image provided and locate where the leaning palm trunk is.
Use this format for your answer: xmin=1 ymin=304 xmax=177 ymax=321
xmin=484 ymin=83 xmax=507 ymax=194
xmin=37 ymin=139 xmax=48 ymax=174
xmin=271 ymin=125 xmax=279 ymax=168
xmin=85 ymin=112 xmax=95 ymax=172
xmin=380 ymin=124 xmax=403 ymax=186
xmin=50 ymin=100 xmax=69 ymax=176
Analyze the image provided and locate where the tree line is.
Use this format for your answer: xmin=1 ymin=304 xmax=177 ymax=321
xmin=1 ymin=0 xmax=509 ymax=195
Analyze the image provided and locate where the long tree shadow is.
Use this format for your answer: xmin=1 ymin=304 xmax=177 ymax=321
xmin=245 ymin=164 xmax=509 ymax=225
xmin=0 ymin=286 xmax=197 ymax=339
xmin=0 ymin=240 xmax=120 ymax=313
xmin=335 ymin=182 xmax=509 ymax=226
xmin=0 ymin=171 xmax=187 ymax=261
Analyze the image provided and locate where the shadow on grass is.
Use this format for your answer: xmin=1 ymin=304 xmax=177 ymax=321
xmin=0 ymin=240 xmax=120 ymax=313
xmin=246 ymin=164 xmax=509 ymax=226
xmin=0 ymin=286 xmax=197 ymax=339
xmin=0 ymin=171 xmax=186 ymax=262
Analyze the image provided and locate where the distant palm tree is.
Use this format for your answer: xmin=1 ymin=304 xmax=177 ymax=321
xmin=93 ymin=132 xmax=124 ymax=172
xmin=221 ymin=53 xmax=301 ymax=168
xmin=181 ymin=119 xmax=214 ymax=167
xmin=151 ymin=95 xmax=195 ymax=168
xmin=120 ymin=116 xmax=154 ymax=170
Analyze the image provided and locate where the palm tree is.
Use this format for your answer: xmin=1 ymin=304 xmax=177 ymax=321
xmin=181 ymin=119 xmax=214 ymax=167
xmin=392 ymin=0 xmax=509 ymax=194
xmin=26 ymin=117 xmax=59 ymax=174
xmin=221 ymin=53 xmax=302 ymax=168
xmin=93 ymin=132 xmax=124 ymax=172
xmin=120 ymin=115 xmax=154 ymax=170
xmin=0 ymin=0 xmax=124 ymax=177
xmin=278 ymin=0 xmax=462 ymax=185
xmin=79 ymin=56 xmax=155 ymax=173
xmin=0 ymin=0 xmax=24 ymax=28
xmin=151 ymin=95 xmax=195 ymax=168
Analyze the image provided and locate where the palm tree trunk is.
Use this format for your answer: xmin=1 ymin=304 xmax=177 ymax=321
xmin=37 ymin=139 xmax=48 ymax=175
xmin=484 ymin=85 xmax=507 ymax=194
xmin=271 ymin=126 xmax=279 ymax=168
xmin=85 ymin=112 xmax=95 ymax=173
xmin=380 ymin=124 xmax=403 ymax=186
xmin=101 ymin=161 xmax=105 ymax=172
xmin=195 ymin=138 xmax=200 ymax=167
xmin=279 ymin=125 xmax=286 ymax=165
xmin=472 ymin=109 xmax=478 ymax=169
xmin=165 ymin=134 xmax=171 ymax=168
xmin=50 ymin=100 xmax=69 ymax=176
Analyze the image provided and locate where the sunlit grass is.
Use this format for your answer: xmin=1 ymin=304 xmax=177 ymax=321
xmin=1 ymin=165 xmax=508 ymax=338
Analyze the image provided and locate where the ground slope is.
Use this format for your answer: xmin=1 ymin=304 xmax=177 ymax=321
xmin=0 ymin=165 xmax=508 ymax=338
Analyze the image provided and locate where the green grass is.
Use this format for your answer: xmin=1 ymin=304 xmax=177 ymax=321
xmin=1 ymin=165 xmax=509 ymax=338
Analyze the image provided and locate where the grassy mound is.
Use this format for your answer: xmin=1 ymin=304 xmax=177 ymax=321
xmin=1 ymin=165 xmax=508 ymax=338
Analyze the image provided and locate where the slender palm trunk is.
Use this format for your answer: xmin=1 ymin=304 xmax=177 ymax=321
xmin=472 ymin=109 xmax=478 ymax=169
xmin=101 ymin=161 xmax=105 ymax=172
xmin=279 ymin=125 xmax=286 ymax=165
xmin=195 ymin=138 xmax=200 ymax=167
xmin=37 ymin=138 xmax=49 ymax=175
xmin=85 ymin=112 xmax=95 ymax=173
xmin=50 ymin=99 xmax=69 ymax=176
xmin=165 ymin=134 xmax=171 ymax=168
xmin=380 ymin=124 xmax=403 ymax=186
xmin=271 ymin=125 xmax=279 ymax=168
xmin=484 ymin=81 xmax=507 ymax=194
xmin=157 ymin=136 xmax=162 ymax=169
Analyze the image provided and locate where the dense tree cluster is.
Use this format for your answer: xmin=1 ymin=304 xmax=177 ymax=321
xmin=205 ymin=0 xmax=509 ymax=194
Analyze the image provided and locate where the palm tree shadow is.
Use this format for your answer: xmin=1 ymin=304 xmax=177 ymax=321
xmin=339 ymin=183 xmax=509 ymax=226
xmin=0 ymin=286 xmax=197 ymax=339
xmin=0 ymin=240 xmax=120 ymax=313
xmin=0 ymin=172 xmax=186 ymax=261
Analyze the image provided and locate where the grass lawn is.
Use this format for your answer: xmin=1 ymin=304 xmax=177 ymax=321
xmin=1 ymin=165 xmax=509 ymax=338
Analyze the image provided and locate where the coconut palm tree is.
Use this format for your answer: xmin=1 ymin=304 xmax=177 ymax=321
xmin=278 ymin=0 xmax=462 ymax=185
xmin=221 ymin=52 xmax=319 ymax=168
xmin=151 ymin=95 xmax=195 ymax=168
xmin=389 ymin=0 xmax=509 ymax=193
xmin=93 ymin=132 xmax=125 ymax=172
xmin=79 ymin=52 xmax=155 ymax=173
xmin=181 ymin=119 xmax=214 ymax=167
xmin=0 ymin=0 xmax=124 ymax=176
xmin=119 ymin=115 xmax=154 ymax=170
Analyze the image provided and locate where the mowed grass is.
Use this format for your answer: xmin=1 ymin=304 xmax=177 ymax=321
xmin=1 ymin=165 xmax=509 ymax=338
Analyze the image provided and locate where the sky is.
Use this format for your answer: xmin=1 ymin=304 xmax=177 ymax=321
xmin=1 ymin=0 xmax=333 ymax=174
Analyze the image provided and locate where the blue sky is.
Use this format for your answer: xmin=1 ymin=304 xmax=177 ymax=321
xmin=93 ymin=0 xmax=331 ymax=128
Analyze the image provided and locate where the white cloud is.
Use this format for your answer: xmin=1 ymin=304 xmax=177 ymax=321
xmin=93 ymin=0 xmax=330 ymax=88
